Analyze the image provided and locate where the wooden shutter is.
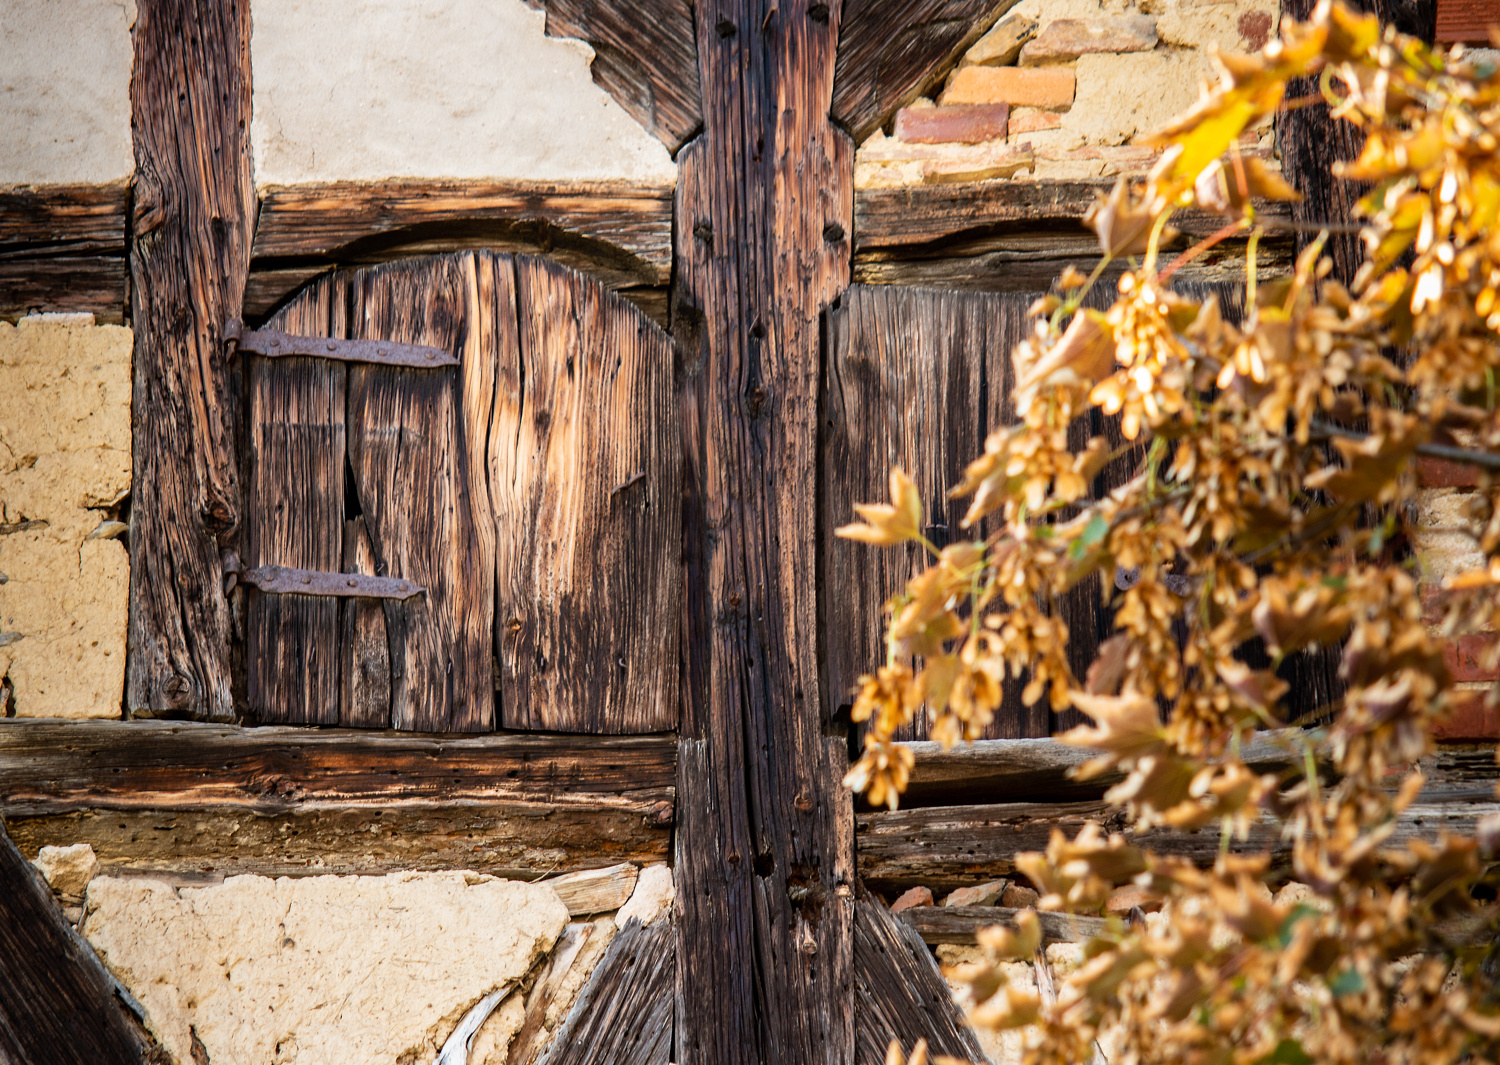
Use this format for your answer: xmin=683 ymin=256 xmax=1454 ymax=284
xmin=246 ymin=250 xmax=678 ymax=734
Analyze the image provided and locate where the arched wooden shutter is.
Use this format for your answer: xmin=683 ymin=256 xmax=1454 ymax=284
xmin=244 ymin=251 xmax=679 ymax=733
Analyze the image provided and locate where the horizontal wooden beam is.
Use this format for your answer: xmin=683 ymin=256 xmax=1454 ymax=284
xmin=858 ymin=793 xmax=1500 ymax=892
xmin=0 ymin=719 xmax=673 ymax=878
xmin=896 ymin=904 xmax=1107 ymax=945
xmin=0 ymin=183 xmax=128 ymax=322
xmin=246 ymin=179 xmax=675 ymax=320
xmin=852 ymin=180 xmax=1296 ymax=291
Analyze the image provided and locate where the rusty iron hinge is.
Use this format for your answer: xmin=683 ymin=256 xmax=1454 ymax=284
xmin=239 ymin=564 xmax=424 ymax=601
xmin=224 ymin=319 xmax=458 ymax=368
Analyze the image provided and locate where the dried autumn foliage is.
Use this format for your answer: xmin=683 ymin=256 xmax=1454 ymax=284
xmin=841 ymin=3 xmax=1500 ymax=1061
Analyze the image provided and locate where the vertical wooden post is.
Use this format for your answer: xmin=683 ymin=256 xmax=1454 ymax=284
xmin=127 ymin=0 xmax=256 ymax=720
xmin=673 ymin=1 xmax=855 ymax=1061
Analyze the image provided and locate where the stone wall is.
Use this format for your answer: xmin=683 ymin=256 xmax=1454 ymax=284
xmin=0 ymin=316 xmax=132 ymax=719
xmin=853 ymin=0 xmax=1278 ymax=187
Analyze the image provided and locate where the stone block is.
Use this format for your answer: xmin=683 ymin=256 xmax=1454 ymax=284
xmin=615 ymin=862 xmax=673 ymax=927
xmin=33 ymin=843 xmax=100 ymax=900
xmin=890 ymin=885 xmax=933 ymax=912
xmin=1 ymin=317 xmax=132 ymax=719
xmin=964 ymin=12 xmax=1038 ymax=66
xmin=896 ymin=103 xmax=1009 ymax=143
xmin=1019 ymin=15 xmax=1159 ymax=64
xmin=1000 ymin=882 xmax=1040 ymax=908
xmin=943 ymin=879 xmax=1008 ymax=907
xmin=82 ymin=871 xmax=568 ymax=1065
xmin=1061 ymin=51 xmax=1206 ymax=145
xmin=942 ymin=65 xmax=1077 ymax=109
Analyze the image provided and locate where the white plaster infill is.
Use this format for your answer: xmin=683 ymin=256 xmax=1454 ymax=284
xmin=250 ymin=0 xmax=678 ymax=188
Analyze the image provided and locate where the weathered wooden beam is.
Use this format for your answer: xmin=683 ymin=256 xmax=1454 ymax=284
xmin=535 ymin=916 xmax=673 ymax=1065
xmin=127 ymin=0 xmax=256 ymax=720
xmin=853 ymin=896 xmax=988 ymax=1064
xmin=246 ymin=180 xmax=674 ymax=319
xmin=833 ymin=0 xmax=1016 ymax=143
xmin=0 ymin=183 xmax=128 ymax=321
xmin=673 ymin=1 xmax=856 ymax=1062
xmin=852 ymin=180 xmax=1296 ymax=291
xmin=896 ymin=904 xmax=1108 ymax=946
xmin=858 ymin=794 xmax=1500 ymax=892
xmin=0 ymin=720 xmax=674 ymax=879
xmin=533 ymin=0 xmax=703 ymax=154
xmin=0 ymin=822 xmax=157 ymax=1064
xmin=0 ymin=719 xmax=676 ymax=812
xmin=894 ymin=733 xmax=1305 ymax=807
xmin=1434 ymin=0 xmax=1498 ymax=41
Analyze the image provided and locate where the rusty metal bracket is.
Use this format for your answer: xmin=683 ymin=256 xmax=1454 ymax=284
xmin=240 ymin=564 xmax=424 ymax=601
xmin=224 ymin=319 xmax=458 ymax=368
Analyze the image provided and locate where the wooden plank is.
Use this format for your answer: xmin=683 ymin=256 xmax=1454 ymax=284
xmin=0 ymin=822 xmax=155 ymax=1065
xmin=127 ymin=0 xmax=255 ymax=720
xmin=246 ymin=272 xmax=347 ymax=725
xmin=541 ymin=862 xmax=640 ymax=915
xmin=823 ymin=284 xmax=1046 ymax=741
xmin=858 ymin=796 xmax=1500 ymax=892
xmin=494 ymin=255 xmax=680 ymax=733
xmin=0 ymin=183 xmax=128 ymax=255
xmin=895 ymin=733 xmax=1302 ymax=807
xmin=673 ymin=1 xmax=856 ymax=1061
xmin=896 ymin=904 xmax=1107 ymax=946
xmin=0 ymin=720 xmax=676 ymax=811
xmin=833 ymin=0 xmax=1016 ymax=143
xmin=339 ymin=516 xmax=392 ymax=727
xmin=0 ymin=255 xmax=127 ymax=323
xmin=344 ymin=254 xmax=495 ymax=732
xmin=853 ymin=896 xmax=988 ymax=1065
xmin=535 ymin=917 xmax=674 ymax=1065
xmin=1435 ymin=0 xmax=1498 ymax=40
xmin=536 ymin=0 xmax=702 ymax=153
xmin=247 ymin=180 xmax=675 ymax=318
xmin=853 ymin=181 xmax=1295 ymax=252
xmin=4 ymin=804 xmax=669 ymax=881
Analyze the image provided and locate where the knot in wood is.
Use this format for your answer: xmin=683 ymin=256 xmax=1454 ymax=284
xmin=794 ymin=794 xmax=814 ymax=813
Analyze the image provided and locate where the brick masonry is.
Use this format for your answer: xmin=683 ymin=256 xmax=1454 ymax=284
xmin=895 ymin=103 xmax=1010 ymax=143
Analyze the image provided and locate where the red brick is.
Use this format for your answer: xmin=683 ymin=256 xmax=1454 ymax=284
xmin=1238 ymin=10 xmax=1274 ymax=50
xmin=1008 ymin=109 xmax=1062 ymax=135
xmin=942 ymin=65 xmax=1076 ymax=110
xmin=1019 ymin=16 xmax=1158 ymax=64
xmin=1444 ymin=633 xmax=1500 ymax=682
xmin=896 ymin=103 xmax=1009 ymax=144
xmin=1433 ymin=690 xmax=1500 ymax=741
xmin=1418 ymin=454 xmax=1483 ymax=488
xmin=890 ymin=886 xmax=933 ymax=913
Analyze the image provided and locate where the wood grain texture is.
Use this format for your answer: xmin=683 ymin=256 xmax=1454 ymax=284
xmin=673 ymin=1 xmax=856 ymax=1061
xmin=339 ymin=517 xmax=393 ymax=727
xmin=1435 ymin=0 xmax=1498 ymax=41
xmin=493 ymin=255 xmax=680 ymax=733
xmin=534 ymin=0 xmax=703 ymax=153
xmin=853 ymin=896 xmax=988 ymax=1065
xmin=246 ymin=180 xmax=674 ymax=319
xmin=535 ymin=917 xmax=673 ymax=1065
xmin=858 ymin=796 xmax=1500 ymax=892
xmin=833 ymin=0 xmax=1016 ymax=143
xmin=127 ymin=0 xmax=255 ymax=720
xmin=853 ymin=181 xmax=1294 ymax=292
xmin=0 ymin=822 xmax=156 ymax=1065
xmin=0 ymin=256 xmax=127 ymax=323
xmin=0 ymin=719 xmax=675 ymax=812
xmin=823 ymin=284 xmax=1045 ymax=741
xmin=344 ymin=255 xmax=495 ymax=732
xmin=247 ymin=273 xmax=348 ymax=725
xmin=0 ymin=184 xmax=129 ymax=320
xmin=896 ymin=904 xmax=1106 ymax=945
xmin=5 ymin=804 xmax=669 ymax=881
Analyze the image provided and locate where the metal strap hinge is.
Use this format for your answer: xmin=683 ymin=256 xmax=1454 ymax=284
xmin=240 ymin=565 xmax=425 ymax=601
xmin=225 ymin=319 xmax=458 ymax=368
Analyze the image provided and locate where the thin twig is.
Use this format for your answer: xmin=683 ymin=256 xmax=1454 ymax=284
xmin=1310 ymin=419 xmax=1500 ymax=473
